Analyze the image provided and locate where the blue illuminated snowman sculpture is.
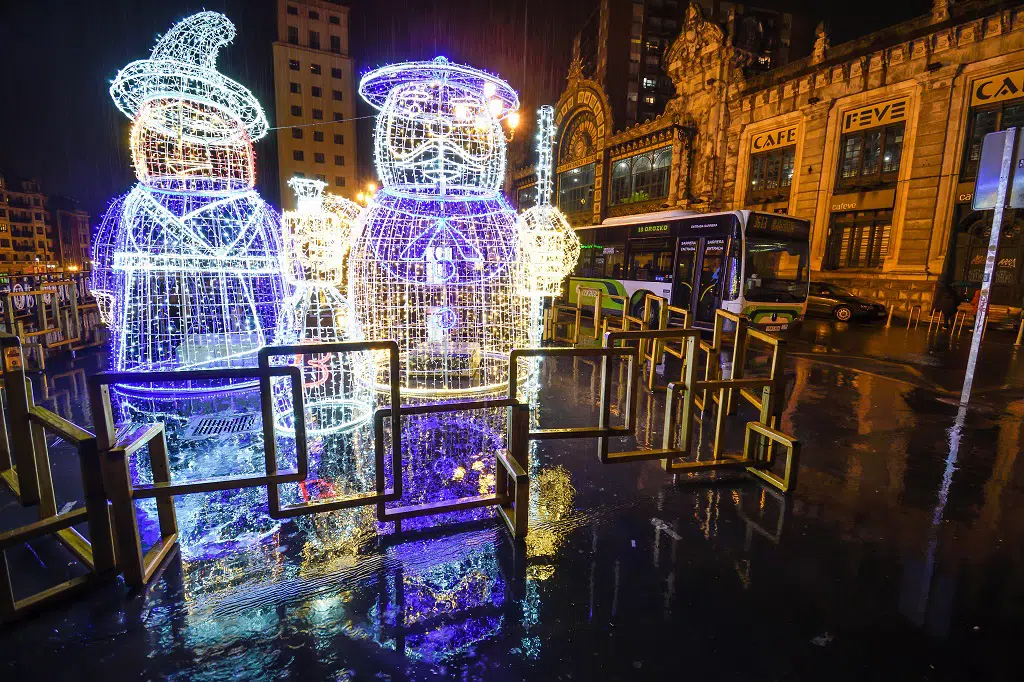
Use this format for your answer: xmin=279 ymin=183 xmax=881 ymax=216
xmin=94 ymin=12 xmax=284 ymax=396
xmin=350 ymin=58 xmax=530 ymax=397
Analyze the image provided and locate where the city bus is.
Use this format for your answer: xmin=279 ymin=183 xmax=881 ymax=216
xmin=567 ymin=209 xmax=811 ymax=331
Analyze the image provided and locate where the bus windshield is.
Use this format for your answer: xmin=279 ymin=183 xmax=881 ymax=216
xmin=744 ymin=238 xmax=809 ymax=303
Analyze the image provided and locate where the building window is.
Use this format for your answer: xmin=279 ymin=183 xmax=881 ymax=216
xmin=311 ymin=86 xmax=322 ymax=97
xmin=290 ymin=82 xmax=301 ymax=94
xmin=747 ymin=147 xmax=795 ymax=204
xmin=287 ymin=26 xmax=298 ymax=44
xmin=333 ymin=111 xmax=343 ymax=121
xmin=643 ymin=95 xmax=656 ymax=105
xmin=836 ymin=123 xmax=904 ymax=191
xmin=335 ymin=176 xmax=346 ymax=187
xmin=288 ymin=59 xmax=300 ymax=71
xmin=315 ymin=174 xmax=326 ymax=182
xmin=313 ymin=131 xmax=324 ymax=142
xmin=331 ymin=67 xmax=343 ymax=79
xmin=291 ymin=127 xmax=303 ymax=139
xmin=330 ymin=14 xmax=340 ymax=25
xmin=517 ymin=186 xmax=538 ymax=211
xmin=309 ymin=31 xmax=320 ymax=49
xmin=334 ymin=133 xmax=345 ymax=144
xmin=290 ymin=105 xmax=302 ymax=117
xmin=557 ymin=163 xmax=596 ymax=215
xmin=335 ymin=155 xmax=345 ymax=165
xmin=330 ymin=35 xmax=342 ymax=53
xmin=332 ymin=90 xmax=343 ymax=101
xmin=312 ymin=108 xmax=323 ymax=120
xmin=609 ymin=147 xmax=671 ymax=206
xmin=293 ymin=150 xmax=304 ymax=161
xmin=961 ymin=100 xmax=1024 ymax=180
xmin=314 ymin=152 xmax=325 ymax=163
xmin=287 ymin=5 xmax=298 ymax=15
xmin=310 ymin=63 xmax=321 ymax=75
xmin=308 ymin=9 xmax=319 ymax=19
xmin=642 ymin=77 xmax=657 ymax=89
xmin=825 ymin=210 xmax=893 ymax=269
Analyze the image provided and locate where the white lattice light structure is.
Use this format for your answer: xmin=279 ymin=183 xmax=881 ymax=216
xmin=517 ymin=105 xmax=580 ymax=298
xmin=350 ymin=57 xmax=529 ymax=396
xmin=273 ymin=178 xmax=374 ymax=435
xmin=93 ymin=12 xmax=285 ymax=395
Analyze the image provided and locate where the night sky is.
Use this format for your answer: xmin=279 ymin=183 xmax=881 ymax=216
xmin=0 ymin=0 xmax=928 ymax=223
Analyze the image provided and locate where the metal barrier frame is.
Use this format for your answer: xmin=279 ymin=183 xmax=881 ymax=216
xmin=575 ymin=286 xmax=605 ymax=343
xmin=0 ymin=334 xmax=116 ymax=623
xmin=509 ymin=346 xmax=639 ymax=440
xmin=373 ymin=398 xmax=530 ymax=539
xmin=88 ymin=365 xmax=307 ymax=587
xmin=258 ymin=341 xmax=402 ymax=518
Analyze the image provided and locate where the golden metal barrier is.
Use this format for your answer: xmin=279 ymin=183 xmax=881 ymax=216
xmin=543 ymin=303 xmax=581 ymax=344
xmin=373 ymin=397 xmax=530 ymax=538
xmin=258 ymin=341 xmax=402 ymax=517
xmin=576 ymin=286 xmax=604 ymax=343
xmin=88 ymin=364 xmax=308 ymax=587
xmin=600 ymin=294 xmax=629 ymax=336
xmin=0 ymin=334 xmax=116 ymax=624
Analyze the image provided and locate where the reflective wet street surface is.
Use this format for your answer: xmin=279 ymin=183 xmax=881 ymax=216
xmin=1 ymin=319 xmax=1022 ymax=680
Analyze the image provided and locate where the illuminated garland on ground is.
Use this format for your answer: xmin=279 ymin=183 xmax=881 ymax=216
xmin=350 ymin=57 xmax=529 ymax=396
xmin=94 ymin=12 xmax=285 ymax=395
xmin=516 ymin=105 xmax=580 ymax=298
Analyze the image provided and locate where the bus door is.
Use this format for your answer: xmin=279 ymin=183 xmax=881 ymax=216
xmin=694 ymin=238 xmax=726 ymax=326
xmin=672 ymin=239 xmax=698 ymax=309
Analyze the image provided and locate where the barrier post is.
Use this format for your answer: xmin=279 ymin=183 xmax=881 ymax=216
xmin=0 ymin=334 xmax=40 ymax=505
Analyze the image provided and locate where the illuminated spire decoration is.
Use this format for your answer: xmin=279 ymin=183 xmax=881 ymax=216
xmin=93 ymin=12 xmax=285 ymax=395
xmin=516 ymin=105 xmax=580 ymax=298
xmin=349 ymin=57 xmax=529 ymax=396
xmin=272 ymin=178 xmax=374 ymax=435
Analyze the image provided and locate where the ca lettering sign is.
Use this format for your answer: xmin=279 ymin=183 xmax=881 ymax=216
xmin=971 ymin=69 xmax=1024 ymax=106
xmin=751 ymin=124 xmax=798 ymax=151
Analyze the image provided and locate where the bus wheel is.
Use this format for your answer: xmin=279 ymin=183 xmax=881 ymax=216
xmin=833 ymin=305 xmax=853 ymax=322
xmin=631 ymin=296 xmax=656 ymax=328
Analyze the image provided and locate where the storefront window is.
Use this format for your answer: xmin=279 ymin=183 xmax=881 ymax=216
xmin=960 ymin=101 xmax=1024 ymax=179
xmin=947 ymin=205 xmax=1024 ymax=305
xmin=608 ymin=147 xmax=671 ymax=206
xmin=824 ymin=210 xmax=892 ymax=269
xmin=557 ymin=163 xmax=595 ymax=216
xmin=836 ymin=123 xmax=904 ymax=190
xmin=747 ymin=147 xmax=795 ymax=203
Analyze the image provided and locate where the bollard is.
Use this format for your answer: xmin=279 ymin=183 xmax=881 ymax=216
xmin=1016 ymin=318 xmax=1024 ymax=347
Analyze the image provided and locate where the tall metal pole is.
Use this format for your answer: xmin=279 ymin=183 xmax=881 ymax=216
xmin=961 ymin=127 xmax=1017 ymax=405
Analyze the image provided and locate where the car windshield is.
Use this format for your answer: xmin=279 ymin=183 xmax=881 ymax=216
xmin=744 ymin=238 xmax=809 ymax=303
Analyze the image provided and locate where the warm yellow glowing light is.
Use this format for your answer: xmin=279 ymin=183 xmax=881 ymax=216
xmin=487 ymin=98 xmax=502 ymax=117
xmin=474 ymin=115 xmax=489 ymax=131
xmin=454 ymin=103 xmax=468 ymax=120
xmin=507 ymin=111 xmax=520 ymax=129
xmin=366 ymin=182 xmax=376 ymax=192
xmin=483 ymin=81 xmax=497 ymax=98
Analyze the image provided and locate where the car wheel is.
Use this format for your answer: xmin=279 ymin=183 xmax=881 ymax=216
xmin=833 ymin=305 xmax=853 ymax=322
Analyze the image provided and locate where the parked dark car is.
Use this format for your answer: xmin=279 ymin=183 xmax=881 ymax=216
xmin=807 ymin=282 xmax=887 ymax=322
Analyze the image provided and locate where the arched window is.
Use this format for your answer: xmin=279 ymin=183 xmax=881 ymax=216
xmin=607 ymin=146 xmax=672 ymax=206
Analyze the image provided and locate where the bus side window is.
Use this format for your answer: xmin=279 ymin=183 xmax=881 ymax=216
xmin=725 ymin=238 xmax=741 ymax=300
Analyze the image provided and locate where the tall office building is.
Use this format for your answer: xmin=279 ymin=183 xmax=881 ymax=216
xmin=272 ymin=0 xmax=357 ymax=210
xmin=49 ymin=197 xmax=92 ymax=272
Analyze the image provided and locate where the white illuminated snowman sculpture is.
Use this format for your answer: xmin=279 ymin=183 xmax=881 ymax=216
xmin=349 ymin=57 xmax=530 ymax=397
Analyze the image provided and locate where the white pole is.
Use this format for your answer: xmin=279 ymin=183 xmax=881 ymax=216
xmin=961 ymin=127 xmax=1017 ymax=405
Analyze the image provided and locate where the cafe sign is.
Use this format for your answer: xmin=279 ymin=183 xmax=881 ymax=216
xmin=971 ymin=68 xmax=1024 ymax=106
xmin=841 ymin=97 xmax=909 ymax=133
xmin=751 ymin=124 xmax=798 ymax=151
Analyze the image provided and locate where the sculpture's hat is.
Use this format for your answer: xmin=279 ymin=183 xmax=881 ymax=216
xmin=110 ymin=12 xmax=269 ymax=139
xmin=359 ymin=56 xmax=519 ymax=120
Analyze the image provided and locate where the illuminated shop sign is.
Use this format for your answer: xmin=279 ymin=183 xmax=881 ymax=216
xmin=751 ymin=124 xmax=798 ymax=151
xmin=971 ymin=68 xmax=1024 ymax=106
xmin=841 ymin=97 xmax=909 ymax=133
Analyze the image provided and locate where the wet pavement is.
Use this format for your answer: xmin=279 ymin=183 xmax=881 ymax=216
xmin=1 ymin=318 xmax=1023 ymax=681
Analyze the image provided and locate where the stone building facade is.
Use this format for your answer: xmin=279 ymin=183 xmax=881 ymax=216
xmin=514 ymin=0 xmax=1024 ymax=315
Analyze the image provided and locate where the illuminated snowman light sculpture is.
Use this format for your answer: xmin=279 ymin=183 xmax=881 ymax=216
xmin=273 ymin=178 xmax=374 ymax=435
xmin=350 ymin=57 xmax=530 ymax=397
xmin=95 ymin=12 xmax=284 ymax=396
